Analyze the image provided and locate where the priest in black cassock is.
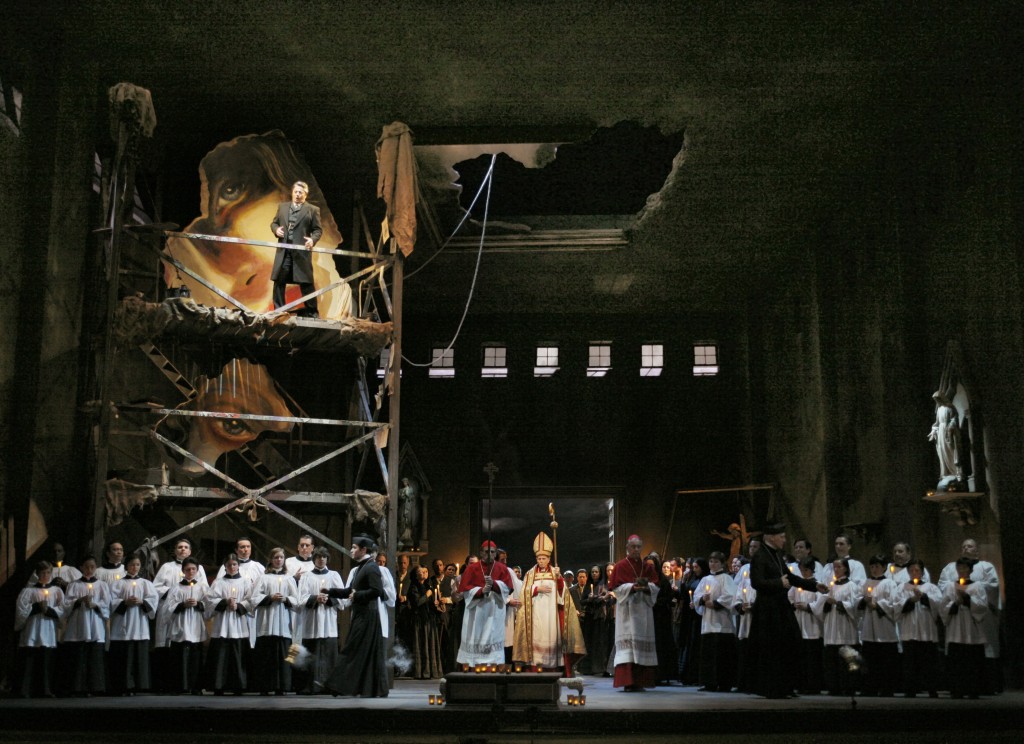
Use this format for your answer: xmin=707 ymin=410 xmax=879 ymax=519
xmin=748 ymin=522 xmax=825 ymax=698
xmin=323 ymin=534 xmax=389 ymax=697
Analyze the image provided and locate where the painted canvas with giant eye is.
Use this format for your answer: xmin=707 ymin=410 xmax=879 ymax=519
xmin=162 ymin=130 xmax=352 ymax=319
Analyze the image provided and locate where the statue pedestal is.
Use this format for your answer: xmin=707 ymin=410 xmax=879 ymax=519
xmin=923 ymin=490 xmax=985 ymax=527
xmin=441 ymin=671 xmax=562 ymax=709
xmin=397 ymin=549 xmax=429 ymax=566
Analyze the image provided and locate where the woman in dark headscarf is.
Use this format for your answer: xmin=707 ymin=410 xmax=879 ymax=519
xmin=645 ymin=552 xmax=679 ymax=685
xmin=680 ymin=556 xmax=709 ymax=685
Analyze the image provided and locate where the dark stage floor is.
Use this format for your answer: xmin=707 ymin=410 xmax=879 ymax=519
xmin=2 ymin=678 xmax=1022 ymax=743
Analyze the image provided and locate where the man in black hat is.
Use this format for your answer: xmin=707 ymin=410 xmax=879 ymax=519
xmin=323 ymin=534 xmax=389 ymax=697
xmin=748 ymin=522 xmax=825 ymax=698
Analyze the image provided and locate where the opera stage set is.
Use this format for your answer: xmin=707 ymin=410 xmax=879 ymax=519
xmin=4 ymin=3 xmax=1024 ymax=741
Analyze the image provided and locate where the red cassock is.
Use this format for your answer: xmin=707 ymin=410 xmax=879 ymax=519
xmin=608 ymin=554 xmax=661 ymax=689
xmin=608 ymin=555 xmax=660 ymax=591
xmin=458 ymin=560 xmax=514 ymax=595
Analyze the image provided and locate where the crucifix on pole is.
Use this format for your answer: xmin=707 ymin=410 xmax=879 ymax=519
xmin=484 ymin=462 xmax=498 ymax=549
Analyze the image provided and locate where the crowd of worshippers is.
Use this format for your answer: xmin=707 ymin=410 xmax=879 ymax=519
xmin=9 ymin=529 xmax=1002 ymax=701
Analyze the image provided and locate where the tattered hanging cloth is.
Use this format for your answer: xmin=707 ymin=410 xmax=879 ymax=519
xmin=376 ymin=121 xmax=418 ymax=256
xmin=108 ymin=82 xmax=157 ymax=140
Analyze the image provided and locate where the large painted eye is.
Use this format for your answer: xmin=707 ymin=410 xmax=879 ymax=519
xmin=219 ymin=418 xmax=252 ymax=438
xmin=218 ymin=181 xmax=245 ymax=205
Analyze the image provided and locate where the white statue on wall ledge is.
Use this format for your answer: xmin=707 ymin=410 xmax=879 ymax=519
xmin=928 ymin=390 xmax=963 ymax=491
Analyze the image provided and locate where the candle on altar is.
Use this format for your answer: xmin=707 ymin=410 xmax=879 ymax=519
xmin=428 ymin=694 xmax=436 ymax=705
xmin=579 ymin=695 xmax=586 ymax=706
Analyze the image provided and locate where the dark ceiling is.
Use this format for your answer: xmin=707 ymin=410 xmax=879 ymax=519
xmin=8 ymin=1 xmax=1019 ymax=314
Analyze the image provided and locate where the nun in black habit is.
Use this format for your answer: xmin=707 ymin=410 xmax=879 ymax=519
xmin=324 ymin=534 xmax=389 ymax=697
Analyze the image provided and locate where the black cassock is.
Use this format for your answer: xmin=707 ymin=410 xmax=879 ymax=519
xmin=325 ymin=557 xmax=388 ymax=697
xmin=748 ymin=544 xmax=819 ymax=698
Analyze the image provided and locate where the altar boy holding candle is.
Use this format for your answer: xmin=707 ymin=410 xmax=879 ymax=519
xmin=940 ymin=557 xmax=989 ymax=699
xmin=814 ymin=557 xmax=862 ymax=697
xmin=14 ymin=560 xmax=64 ymax=697
xmin=789 ymin=557 xmax=825 ymax=694
xmin=894 ymin=559 xmax=942 ymax=698
xmin=159 ymin=556 xmax=208 ymax=694
xmin=251 ymin=547 xmax=299 ymax=695
xmin=858 ymin=555 xmax=900 ymax=697
xmin=108 ymin=553 xmax=159 ymax=695
xmin=60 ymin=555 xmax=110 ymax=695
xmin=204 ymin=553 xmax=253 ymax=694
xmin=295 ymin=546 xmax=345 ymax=694
xmin=693 ymin=551 xmax=737 ymax=692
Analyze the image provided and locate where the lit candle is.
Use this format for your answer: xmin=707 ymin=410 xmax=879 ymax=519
xmin=958 ymin=577 xmax=965 ymax=586
xmin=131 ymin=580 xmax=138 ymax=600
xmin=537 ymin=665 xmax=544 ymax=673
xmin=743 ymin=570 xmax=748 ymax=580
xmin=428 ymin=694 xmax=436 ymax=705
xmin=56 ymin=561 xmax=63 ymax=569
xmin=889 ymin=565 xmax=896 ymax=576
xmin=115 ymin=574 xmax=121 ymax=581
xmin=579 ymin=694 xmax=586 ymax=706
xmin=912 ymin=578 xmax=921 ymax=586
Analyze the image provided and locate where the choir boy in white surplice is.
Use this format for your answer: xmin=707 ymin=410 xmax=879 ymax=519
xmin=205 ymin=553 xmax=253 ymax=694
xmin=27 ymin=543 xmax=81 ymax=590
xmin=95 ymin=540 xmax=126 ymax=584
xmin=60 ymin=556 xmax=110 ymax=695
xmin=894 ymin=559 xmax=941 ymax=697
xmin=15 ymin=561 xmax=64 ymax=697
xmin=940 ymin=558 xmax=989 ymax=699
xmin=159 ymin=557 xmax=208 ymax=694
xmin=295 ymin=547 xmax=344 ymax=693
xmin=694 ymin=551 xmax=737 ymax=692
xmin=789 ymin=558 xmax=824 ymax=694
xmin=216 ymin=537 xmax=263 ymax=648
xmin=886 ymin=541 xmax=931 ymax=585
xmin=858 ymin=555 xmax=900 ymax=696
xmin=251 ymin=547 xmax=299 ymax=694
xmin=109 ymin=554 xmax=158 ymax=694
xmin=152 ymin=538 xmax=208 ymax=649
xmin=820 ymin=534 xmax=867 ymax=587
xmin=938 ymin=538 xmax=1000 ymax=692
xmin=733 ymin=560 xmax=757 ymax=692
xmin=813 ymin=558 xmax=862 ymax=696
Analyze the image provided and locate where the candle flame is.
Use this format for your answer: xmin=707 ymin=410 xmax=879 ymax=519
xmin=959 ymin=578 xmax=965 ymax=586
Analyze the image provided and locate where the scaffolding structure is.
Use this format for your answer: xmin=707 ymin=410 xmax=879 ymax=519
xmin=86 ymin=87 xmax=404 ymax=569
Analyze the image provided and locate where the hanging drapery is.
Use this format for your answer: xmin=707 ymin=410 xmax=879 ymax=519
xmin=376 ymin=121 xmax=418 ymax=256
